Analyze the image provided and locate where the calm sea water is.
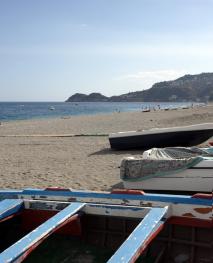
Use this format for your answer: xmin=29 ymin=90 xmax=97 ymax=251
xmin=0 ymin=102 xmax=195 ymax=122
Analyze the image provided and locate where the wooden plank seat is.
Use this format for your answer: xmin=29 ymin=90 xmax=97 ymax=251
xmin=0 ymin=202 xmax=85 ymax=263
xmin=0 ymin=199 xmax=24 ymax=222
xmin=107 ymin=206 xmax=168 ymax=263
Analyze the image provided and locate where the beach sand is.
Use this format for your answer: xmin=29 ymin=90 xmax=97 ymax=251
xmin=0 ymin=104 xmax=213 ymax=191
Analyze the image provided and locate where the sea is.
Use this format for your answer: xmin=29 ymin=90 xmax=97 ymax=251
xmin=0 ymin=101 xmax=196 ymax=122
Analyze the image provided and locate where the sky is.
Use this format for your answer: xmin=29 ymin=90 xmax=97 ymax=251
xmin=0 ymin=0 xmax=213 ymax=101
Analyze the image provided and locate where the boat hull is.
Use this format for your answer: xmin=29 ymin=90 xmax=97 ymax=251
xmin=109 ymin=129 xmax=213 ymax=150
xmin=1 ymin=210 xmax=212 ymax=263
xmin=123 ymin=168 xmax=213 ymax=192
xmin=121 ymin=156 xmax=213 ymax=192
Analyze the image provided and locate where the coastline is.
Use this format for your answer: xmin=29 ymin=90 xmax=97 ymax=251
xmin=0 ymin=104 xmax=213 ymax=191
xmin=0 ymin=101 xmax=203 ymax=123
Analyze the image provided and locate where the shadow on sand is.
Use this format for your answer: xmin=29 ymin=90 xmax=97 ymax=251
xmin=88 ymin=147 xmax=144 ymax=156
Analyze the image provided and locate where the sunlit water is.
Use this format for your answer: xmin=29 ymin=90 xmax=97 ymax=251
xmin=0 ymin=101 xmax=196 ymax=122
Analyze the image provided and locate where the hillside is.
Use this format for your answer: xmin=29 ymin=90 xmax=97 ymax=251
xmin=66 ymin=73 xmax=213 ymax=102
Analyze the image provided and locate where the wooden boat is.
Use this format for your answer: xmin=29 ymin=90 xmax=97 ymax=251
xmin=121 ymin=147 xmax=213 ymax=193
xmin=0 ymin=188 xmax=212 ymax=262
xmin=122 ymin=157 xmax=213 ymax=192
xmin=109 ymin=123 xmax=213 ymax=150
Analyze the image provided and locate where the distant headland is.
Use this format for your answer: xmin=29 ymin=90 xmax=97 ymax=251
xmin=66 ymin=73 xmax=213 ymax=102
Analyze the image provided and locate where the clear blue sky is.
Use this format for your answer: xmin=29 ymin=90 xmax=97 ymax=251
xmin=0 ymin=0 xmax=212 ymax=101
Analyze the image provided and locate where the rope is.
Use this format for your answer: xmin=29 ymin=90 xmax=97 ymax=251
xmin=0 ymin=133 xmax=109 ymax=137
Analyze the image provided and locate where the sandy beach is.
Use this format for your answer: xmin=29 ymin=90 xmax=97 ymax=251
xmin=0 ymin=104 xmax=213 ymax=191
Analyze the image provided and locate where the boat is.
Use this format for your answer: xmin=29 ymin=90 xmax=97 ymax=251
xmin=141 ymin=108 xmax=150 ymax=112
xmin=0 ymin=188 xmax=212 ymax=262
xmin=121 ymin=147 xmax=213 ymax=193
xmin=109 ymin=123 xmax=213 ymax=150
xmin=49 ymin=106 xmax=55 ymax=110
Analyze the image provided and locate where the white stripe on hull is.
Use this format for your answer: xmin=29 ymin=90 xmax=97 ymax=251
xmin=110 ymin=123 xmax=213 ymax=138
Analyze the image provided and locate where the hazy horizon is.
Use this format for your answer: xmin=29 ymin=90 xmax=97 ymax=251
xmin=0 ymin=0 xmax=213 ymax=101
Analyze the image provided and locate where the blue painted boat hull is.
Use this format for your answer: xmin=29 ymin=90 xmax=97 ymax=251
xmin=0 ymin=188 xmax=212 ymax=263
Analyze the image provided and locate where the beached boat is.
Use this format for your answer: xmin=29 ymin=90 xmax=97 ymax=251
xmin=109 ymin=123 xmax=213 ymax=150
xmin=141 ymin=108 xmax=151 ymax=112
xmin=0 ymin=188 xmax=212 ymax=262
xmin=121 ymin=147 xmax=213 ymax=193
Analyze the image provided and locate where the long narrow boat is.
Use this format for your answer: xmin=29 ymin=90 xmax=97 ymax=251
xmin=0 ymin=188 xmax=212 ymax=262
xmin=109 ymin=123 xmax=213 ymax=150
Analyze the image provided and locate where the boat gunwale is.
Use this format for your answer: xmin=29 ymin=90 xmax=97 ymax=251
xmin=0 ymin=188 xmax=212 ymax=206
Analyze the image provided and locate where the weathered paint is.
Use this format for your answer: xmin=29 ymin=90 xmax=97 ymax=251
xmin=0 ymin=188 xmax=212 ymax=263
xmin=171 ymin=203 xmax=212 ymax=221
xmin=0 ymin=188 xmax=211 ymax=206
xmin=24 ymin=200 xmax=152 ymax=219
xmin=0 ymin=202 xmax=85 ymax=263
xmin=0 ymin=199 xmax=24 ymax=222
xmin=193 ymin=207 xmax=212 ymax=214
xmin=24 ymin=200 xmax=212 ymax=228
xmin=0 ymin=188 xmax=211 ymax=222
xmin=182 ymin=213 xmax=195 ymax=217
xmin=24 ymin=200 xmax=212 ymax=227
xmin=107 ymin=207 xmax=168 ymax=263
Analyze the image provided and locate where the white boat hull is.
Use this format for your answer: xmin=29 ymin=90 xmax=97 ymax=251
xmin=123 ymin=166 xmax=213 ymax=192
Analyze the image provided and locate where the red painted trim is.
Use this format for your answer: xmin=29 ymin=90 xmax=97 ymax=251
xmin=0 ymin=212 xmax=21 ymax=223
xmin=168 ymin=216 xmax=213 ymax=228
xmin=209 ymin=141 xmax=213 ymax=146
xmin=111 ymin=189 xmax=145 ymax=195
xmin=192 ymin=193 xmax=212 ymax=200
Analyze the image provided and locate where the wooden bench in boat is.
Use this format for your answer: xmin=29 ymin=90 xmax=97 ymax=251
xmin=0 ymin=199 xmax=24 ymax=222
xmin=0 ymin=202 xmax=85 ymax=262
xmin=107 ymin=207 xmax=168 ymax=262
xmin=0 ymin=198 xmax=168 ymax=263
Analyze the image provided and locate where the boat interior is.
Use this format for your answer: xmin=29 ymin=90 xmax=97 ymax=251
xmin=0 ymin=189 xmax=212 ymax=263
xmin=0 ymin=209 xmax=212 ymax=263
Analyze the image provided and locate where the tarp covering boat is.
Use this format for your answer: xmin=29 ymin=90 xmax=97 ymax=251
xmin=121 ymin=147 xmax=213 ymax=181
xmin=143 ymin=146 xmax=213 ymax=159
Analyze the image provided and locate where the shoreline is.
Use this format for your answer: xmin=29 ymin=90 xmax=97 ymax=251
xmin=0 ymin=105 xmax=212 ymax=190
xmin=0 ymin=101 xmax=209 ymax=124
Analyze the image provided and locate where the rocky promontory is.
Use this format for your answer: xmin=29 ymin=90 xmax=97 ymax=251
xmin=66 ymin=73 xmax=213 ymax=102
